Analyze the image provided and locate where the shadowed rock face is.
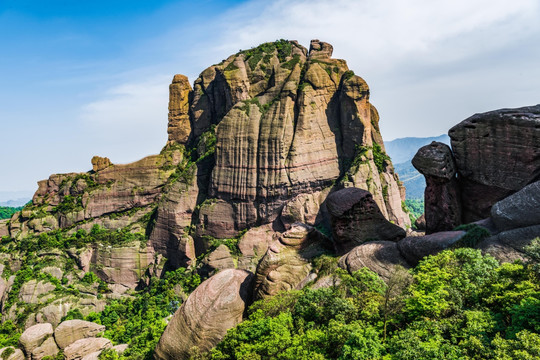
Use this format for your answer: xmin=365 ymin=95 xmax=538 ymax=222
xmin=326 ymin=188 xmax=406 ymax=253
xmin=412 ymin=141 xmax=461 ymax=233
xmin=449 ymin=104 xmax=540 ymax=222
xmin=188 ymin=39 xmax=409 ymax=237
xmin=253 ymin=223 xmax=331 ymax=300
xmin=154 ymin=269 xmax=254 ymax=360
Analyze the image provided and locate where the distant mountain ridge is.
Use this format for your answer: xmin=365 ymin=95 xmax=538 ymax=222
xmin=385 ymin=134 xmax=450 ymax=199
xmin=385 ymin=134 xmax=450 ymax=164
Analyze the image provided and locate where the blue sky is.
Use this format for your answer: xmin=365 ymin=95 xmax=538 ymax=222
xmin=1 ymin=0 xmax=539 ymax=197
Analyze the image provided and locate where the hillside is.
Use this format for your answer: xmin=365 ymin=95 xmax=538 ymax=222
xmin=0 ymin=41 xmax=538 ymax=360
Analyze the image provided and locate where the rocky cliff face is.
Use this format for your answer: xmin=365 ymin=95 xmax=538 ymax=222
xmin=1 ymin=40 xmax=410 ymax=305
xmin=169 ymin=39 xmax=409 ymax=247
xmin=414 ymin=104 xmax=540 ymax=232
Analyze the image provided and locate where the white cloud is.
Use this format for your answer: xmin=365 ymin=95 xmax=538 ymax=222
xmin=79 ymin=74 xmax=170 ymax=163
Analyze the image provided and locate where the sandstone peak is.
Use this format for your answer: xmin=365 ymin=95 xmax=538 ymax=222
xmin=309 ymin=39 xmax=333 ymax=59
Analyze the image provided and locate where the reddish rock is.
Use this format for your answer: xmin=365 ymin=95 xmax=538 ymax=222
xmin=167 ymin=74 xmax=192 ymax=144
xmin=154 ymin=269 xmax=254 ymax=360
xmin=449 ymin=104 xmax=540 ymax=222
xmin=397 ymin=231 xmax=466 ymax=265
xmin=326 ymin=188 xmax=406 ymax=253
xmin=491 ymin=180 xmax=540 ymax=232
xmin=414 ymin=214 xmax=426 ymax=230
xmin=412 ymin=141 xmax=461 ymax=233
xmin=338 ymin=241 xmax=410 ymax=280
xmin=253 ymin=224 xmax=331 ymax=300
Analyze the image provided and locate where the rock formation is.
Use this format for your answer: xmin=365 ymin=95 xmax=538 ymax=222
xmin=154 ymin=269 xmax=254 ymax=360
xmin=412 ymin=141 xmax=460 ymax=233
xmin=326 ymin=188 xmax=406 ymax=253
xmin=3 ymin=39 xmax=410 ymax=289
xmin=448 ymin=104 xmax=540 ymax=222
xmin=253 ymin=223 xmax=331 ymax=299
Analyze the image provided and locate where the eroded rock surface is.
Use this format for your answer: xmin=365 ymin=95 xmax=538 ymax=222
xmin=327 ymin=188 xmax=406 ymax=253
xmin=491 ymin=180 xmax=540 ymax=232
xmin=412 ymin=142 xmax=461 ymax=233
xmin=253 ymin=223 xmax=331 ymax=299
xmin=338 ymin=241 xmax=409 ymax=280
xmin=19 ymin=323 xmax=54 ymax=358
xmin=154 ymin=269 xmax=254 ymax=360
xmin=397 ymin=231 xmax=466 ymax=266
xmin=64 ymin=338 xmax=112 ymax=360
xmin=449 ymin=104 xmax=540 ymax=222
xmin=54 ymin=320 xmax=106 ymax=350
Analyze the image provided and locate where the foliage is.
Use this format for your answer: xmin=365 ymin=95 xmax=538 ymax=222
xmin=372 ymin=143 xmax=391 ymax=173
xmin=0 ymin=321 xmax=21 ymax=348
xmin=201 ymin=248 xmax=540 ymax=359
xmin=453 ymin=223 xmax=491 ymax=248
xmin=17 ymin=225 xmax=146 ymax=253
xmin=0 ymin=206 xmax=22 ymax=220
xmin=403 ymin=199 xmax=424 ymax=219
xmin=92 ymin=267 xmax=200 ymax=359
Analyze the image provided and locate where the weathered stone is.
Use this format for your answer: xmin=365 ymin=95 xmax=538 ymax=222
xmin=35 ymin=302 xmax=71 ymax=327
xmin=149 ymin=172 xmax=198 ymax=268
xmin=198 ymin=244 xmax=236 ymax=277
xmin=91 ymin=157 xmax=111 ymax=172
xmin=397 ymin=231 xmax=466 ymax=265
xmin=54 ymin=320 xmax=106 ymax=350
xmin=167 ymin=74 xmax=193 ymax=144
xmin=19 ymin=323 xmax=54 ymax=357
xmin=485 ymin=225 xmax=540 ymax=253
xmin=339 ymin=241 xmax=410 ymax=280
xmin=90 ymin=243 xmax=154 ymax=289
xmin=0 ymin=348 xmax=24 ymax=360
xmin=154 ymin=269 xmax=254 ymax=360
xmin=0 ymin=219 xmax=9 ymax=237
xmin=18 ymin=280 xmax=56 ymax=304
xmin=491 ymin=181 xmax=540 ymax=232
xmin=412 ymin=142 xmax=461 ymax=233
xmin=41 ymin=267 xmax=63 ymax=280
xmin=414 ymin=214 xmax=426 ymax=230
xmin=449 ymin=104 xmax=540 ymax=222
xmin=412 ymin=141 xmax=456 ymax=180
xmin=476 ymin=238 xmax=526 ymax=263
xmin=280 ymin=189 xmax=331 ymax=229
xmin=237 ymin=224 xmax=274 ymax=272
xmin=190 ymin=40 xmax=409 ymax=237
xmin=326 ymin=188 xmax=406 ymax=253
xmin=253 ymin=224 xmax=331 ymax=299
xmin=64 ymin=338 xmax=112 ymax=360
xmin=31 ymin=337 xmax=59 ymax=360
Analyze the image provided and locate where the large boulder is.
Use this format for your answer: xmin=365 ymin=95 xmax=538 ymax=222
xmin=491 ymin=181 xmax=540 ymax=232
xmin=397 ymin=231 xmax=466 ymax=265
xmin=0 ymin=348 xmax=24 ymax=360
xmin=54 ymin=320 xmax=106 ymax=350
xmin=19 ymin=323 xmax=54 ymax=358
xmin=449 ymin=104 xmax=540 ymax=222
xmin=31 ymin=337 xmax=59 ymax=360
xmin=154 ymin=269 xmax=254 ymax=360
xmin=326 ymin=188 xmax=406 ymax=253
xmin=253 ymin=223 xmax=331 ymax=299
xmin=63 ymin=338 xmax=112 ymax=360
xmin=338 ymin=241 xmax=410 ymax=280
xmin=18 ymin=280 xmax=56 ymax=304
xmin=412 ymin=141 xmax=461 ymax=233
